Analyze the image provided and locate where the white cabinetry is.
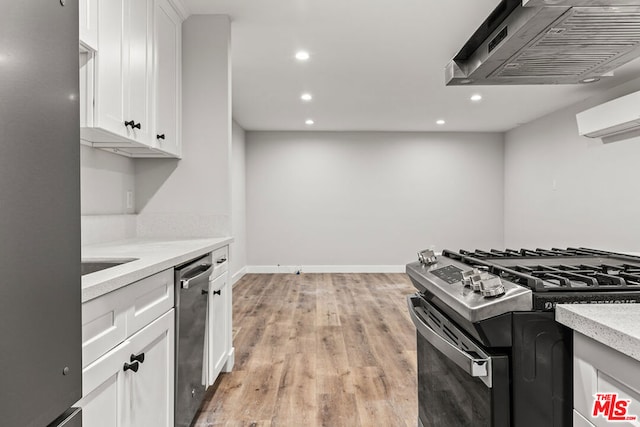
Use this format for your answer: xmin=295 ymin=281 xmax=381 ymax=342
xmin=205 ymin=247 xmax=234 ymax=387
xmin=127 ymin=310 xmax=175 ymax=426
xmin=79 ymin=0 xmax=183 ymax=158
xmin=124 ymin=0 xmax=155 ymax=146
xmin=78 ymin=270 xmax=175 ymax=427
xmin=154 ymin=0 xmax=182 ymax=157
xmin=207 ymin=273 xmax=229 ymax=384
xmin=573 ymin=332 xmax=640 ymax=426
xmin=79 ymin=0 xmax=98 ymax=51
xmin=78 ymin=340 xmax=130 ymax=427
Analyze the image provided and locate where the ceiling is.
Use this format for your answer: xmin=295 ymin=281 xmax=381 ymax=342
xmin=184 ymin=0 xmax=640 ymax=132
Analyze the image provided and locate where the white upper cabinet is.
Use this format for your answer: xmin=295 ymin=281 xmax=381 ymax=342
xmin=125 ymin=0 xmax=155 ymax=147
xmin=79 ymin=0 xmax=98 ymax=51
xmin=80 ymin=0 xmax=184 ymax=158
xmin=88 ymin=0 xmax=128 ymax=142
xmin=154 ymin=0 xmax=182 ymax=157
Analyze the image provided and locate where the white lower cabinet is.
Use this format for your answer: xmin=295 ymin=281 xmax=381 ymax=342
xmin=207 ymin=273 xmax=229 ymax=385
xmin=79 ymin=310 xmax=174 ymax=427
xmin=78 ymin=248 xmax=232 ymax=425
xmin=574 ymin=409 xmax=596 ymax=427
xmin=204 ymin=246 xmax=234 ymax=387
xmin=573 ymin=332 xmax=640 ymax=427
xmin=126 ymin=309 xmax=175 ymax=427
xmin=78 ymin=340 xmax=130 ymax=427
xmin=78 ymin=269 xmax=175 ymax=427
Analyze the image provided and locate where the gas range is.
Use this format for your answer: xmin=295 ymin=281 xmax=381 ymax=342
xmin=407 ymin=247 xmax=640 ymax=322
xmin=406 ymin=247 xmax=640 ymax=427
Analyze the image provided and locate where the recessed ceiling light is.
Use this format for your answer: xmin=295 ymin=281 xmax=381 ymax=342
xmin=580 ymin=77 xmax=600 ymax=84
xmin=295 ymin=51 xmax=310 ymax=61
xmin=300 ymin=93 xmax=312 ymax=101
xmin=470 ymin=94 xmax=483 ymax=102
xmin=436 ymin=119 xmax=445 ymax=125
xmin=305 ymin=119 xmax=314 ymax=125
xmin=459 ymin=79 xmax=473 ymax=85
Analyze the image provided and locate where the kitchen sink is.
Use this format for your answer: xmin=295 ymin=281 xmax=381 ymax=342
xmin=81 ymin=258 xmax=138 ymax=275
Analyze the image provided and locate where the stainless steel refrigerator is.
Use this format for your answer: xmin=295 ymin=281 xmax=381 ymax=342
xmin=0 ymin=1 xmax=82 ymax=426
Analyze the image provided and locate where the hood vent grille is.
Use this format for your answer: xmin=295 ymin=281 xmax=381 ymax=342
xmin=447 ymin=5 xmax=640 ymax=85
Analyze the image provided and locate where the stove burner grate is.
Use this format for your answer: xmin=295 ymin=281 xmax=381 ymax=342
xmin=443 ymin=247 xmax=640 ymax=292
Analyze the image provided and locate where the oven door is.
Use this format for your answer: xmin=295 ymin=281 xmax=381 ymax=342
xmin=408 ymin=295 xmax=511 ymax=427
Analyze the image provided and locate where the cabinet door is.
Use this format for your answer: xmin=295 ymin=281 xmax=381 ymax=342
xmin=126 ymin=309 xmax=175 ymax=427
xmin=78 ymin=340 xmax=131 ymax=427
xmin=79 ymin=0 xmax=98 ymax=51
xmin=207 ymin=274 xmax=229 ymax=385
xmin=95 ymin=0 xmax=128 ymax=137
xmin=574 ymin=332 xmax=640 ymax=427
xmin=125 ymin=0 xmax=154 ymax=144
xmin=154 ymin=0 xmax=181 ymax=157
xmin=574 ymin=410 xmax=596 ymax=427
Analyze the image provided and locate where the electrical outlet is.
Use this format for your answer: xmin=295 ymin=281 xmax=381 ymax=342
xmin=126 ymin=190 xmax=134 ymax=209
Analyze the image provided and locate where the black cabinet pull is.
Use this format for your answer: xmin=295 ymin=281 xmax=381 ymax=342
xmin=123 ymin=361 xmax=139 ymax=373
xmin=202 ymin=289 xmax=208 ymax=295
xmin=124 ymin=120 xmax=141 ymax=130
xmin=157 ymin=134 xmax=165 ymax=140
xmin=130 ymin=352 xmax=145 ymax=364
xmin=213 ymin=290 xmax=221 ymax=296
xmin=216 ymin=258 xmax=227 ymax=264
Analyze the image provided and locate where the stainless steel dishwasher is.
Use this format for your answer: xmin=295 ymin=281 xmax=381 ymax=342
xmin=174 ymin=253 xmax=213 ymax=427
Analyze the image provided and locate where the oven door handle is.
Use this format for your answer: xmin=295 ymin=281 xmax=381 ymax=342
xmin=408 ymin=295 xmax=492 ymax=387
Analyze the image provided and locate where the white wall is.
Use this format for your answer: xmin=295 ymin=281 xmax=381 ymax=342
xmin=135 ymin=15 xmax=232 ymax=238
xmin=246 ymin=131 xmax=505 ymax=269
xmin=80 ymin=145 xmax=135 ymax=215
xmin=504 ymin=76 xmax=640 ymax=252
xmin=231 ymin=120 xmax=247 ymax=282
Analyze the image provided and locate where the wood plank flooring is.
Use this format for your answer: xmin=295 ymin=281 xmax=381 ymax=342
xmin=193 ymin=273 xmax=418 ymax=427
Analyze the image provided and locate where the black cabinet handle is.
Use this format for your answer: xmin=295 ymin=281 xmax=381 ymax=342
xmin=130 ymin=352 xmax=145 ymax=364
xmin=157 ymin=134 xmax=165 ymax=140
xmin=124 ymin=120 xmax=141 ymax=130
xmin=213 ymin=290 xmax=221 ymax=296
xmin=202 ymin=289 xmax=208 ymax=295
xmin=216 ymin=258 xmax=227 ymax=264
xmin=123 ymin=361 xmax=139 ymax=373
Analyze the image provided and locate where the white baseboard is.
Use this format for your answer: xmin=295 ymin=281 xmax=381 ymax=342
xmin=246 ymin=265 xmax=405 ymax=274
xmin=231 ymin=267 xmax=247 ymax=287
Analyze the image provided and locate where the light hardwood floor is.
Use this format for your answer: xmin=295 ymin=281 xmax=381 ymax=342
xmin=193 ymin=273 xmax=418 ymax=427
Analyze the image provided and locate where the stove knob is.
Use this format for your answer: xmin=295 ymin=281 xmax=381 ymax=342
xmin=461 ymin=269 xmax=477 ymax=287
xmin=417 ymin=249 xmax=437 ymax=265
xmin=470 ymin=271 xmax=486 ymax=292
xmin=480 ymin=276 xmax=505 ymax=298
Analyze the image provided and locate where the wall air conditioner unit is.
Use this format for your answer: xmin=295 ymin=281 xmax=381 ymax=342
xmin=576 ymin=90 xmax=640 ymax=144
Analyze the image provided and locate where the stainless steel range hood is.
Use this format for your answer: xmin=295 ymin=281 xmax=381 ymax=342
xmin=446 ymin=0 xmax=640 ymax=85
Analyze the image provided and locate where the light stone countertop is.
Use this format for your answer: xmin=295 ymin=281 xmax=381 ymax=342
xmin=81 ymin=237 xmax=233 ymax=302
xmin=556 ymin=304 xmax=640 ymax=362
